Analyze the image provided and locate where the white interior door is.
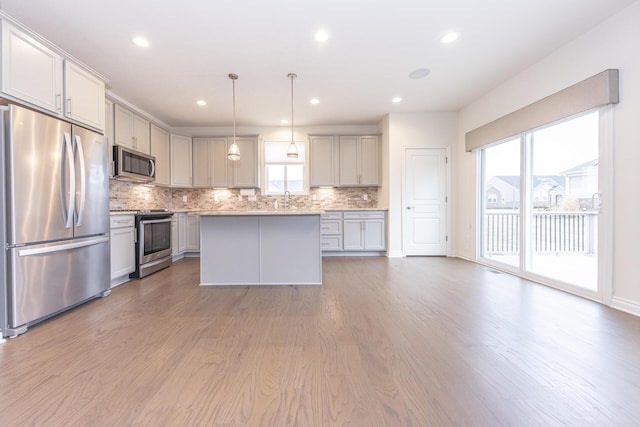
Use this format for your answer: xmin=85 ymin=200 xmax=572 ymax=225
xmin=403 ymin=148 xmax=447 ymax=256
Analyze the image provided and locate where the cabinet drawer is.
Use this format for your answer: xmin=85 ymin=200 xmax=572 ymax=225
xmin=320 ymin=220 xmax=342 ymax=235
xmin=321 ymin=236 xmax=342 ymax=251
xmin=321 ymin=211 xmax=342 ymax=220
xmin=343 ymin=211 xmax=385 ymax=220
xmin=110 ymin=215 xmax=135 ymax=229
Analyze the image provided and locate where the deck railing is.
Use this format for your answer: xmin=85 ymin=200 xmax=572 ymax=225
xmin=485 ymin=210 xmax=597 ymax=255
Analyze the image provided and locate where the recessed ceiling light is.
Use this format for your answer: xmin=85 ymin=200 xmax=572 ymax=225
xmin=315 ymin=30 xmax=329 ymax=43
xmin=132 ymin=36 xmax=150 ymax=48
xmin=409 ymin=68 xmax=431 ymax=79
xmin=310 ymin=98 xmax=320 ymax=105
xmin=281 ymin=119 xmax=289 ymax=124
xmin=392 ymin=97 xmax=402 ymax=103
xmin=196 ymin=100 xmax=207 ymax=106
xmin=440 ymin=31 xmax=460 ymax=44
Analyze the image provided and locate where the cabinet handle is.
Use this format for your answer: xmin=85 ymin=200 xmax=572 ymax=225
xmin=133 ymin=136 xmax=137 ymax=148
xmin=67 ymin=98 xmax=72 ymax=114
xmin=56 ymin=94 xmax=62 ymax=112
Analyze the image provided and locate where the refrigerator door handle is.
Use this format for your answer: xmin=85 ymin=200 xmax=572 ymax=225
xmin=17 ymin=236 xmax=109 ymax=257
xmin=73 ymin=134 xmax=87 ymax=227
xmin=60 ymin=132 xmax=75 ymax=229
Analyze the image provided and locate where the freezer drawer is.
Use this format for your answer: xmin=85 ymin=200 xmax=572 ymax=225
xmin=8 ymin=236 xmax=110 ymax=328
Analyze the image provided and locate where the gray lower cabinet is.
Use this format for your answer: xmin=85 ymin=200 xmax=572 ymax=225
xmin=186 ymin=214 xmax=200 ymax=251
xmin=172 ymin=213 xmax=199 ymax=258
xmin=321 ymin=210 xmax=385 ymax=253
xmin=320 ymin=211 xmax=343 ymax=251
xmin=172 ymin=213 xmax=186 ymax=257
xmin=110 ymin=215 xmax=135 ymax=285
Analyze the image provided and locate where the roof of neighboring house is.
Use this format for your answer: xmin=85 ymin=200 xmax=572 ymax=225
xmin=489 ymin=175 xmax=566 ymax=190
xmin=560 ymin=159 xmax=598 ymax=175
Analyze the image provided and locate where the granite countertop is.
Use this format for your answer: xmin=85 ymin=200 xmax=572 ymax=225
xmin=197 ymin=210 xmax=324 ymax=216
xmin=323 ymin=208 xmax=388 ymax=211
xmin=109 ymin=211 xmax=137 ymax=215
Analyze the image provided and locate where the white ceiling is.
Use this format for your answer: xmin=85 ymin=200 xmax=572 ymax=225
xmin=1 ymin=0 xmax=636 ymax=127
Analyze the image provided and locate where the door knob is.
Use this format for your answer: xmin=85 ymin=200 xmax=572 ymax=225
xmin=406 ymin=206 xmax=413 ymax=210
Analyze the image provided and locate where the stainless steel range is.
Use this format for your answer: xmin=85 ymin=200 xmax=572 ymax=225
xmin=130 ymin=210 xmax=173 ymax=279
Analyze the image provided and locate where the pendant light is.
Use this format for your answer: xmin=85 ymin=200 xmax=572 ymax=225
xmin=227 ymin=73 xmax=241 ymax=161
xmin=286 ymin=73 xmax=299 ymax=158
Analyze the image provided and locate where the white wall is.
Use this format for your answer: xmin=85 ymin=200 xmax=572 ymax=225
xmin=453 ymin=1 xmax=640 ymax=314
xmin=385 ymin=112 xmax=458 ymax=257
xmin=172 ymin=124 xmax=379 ymax=142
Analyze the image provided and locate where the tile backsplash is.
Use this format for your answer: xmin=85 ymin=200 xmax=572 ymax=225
xmin=109 ymin=180 xmax=379 ymax=211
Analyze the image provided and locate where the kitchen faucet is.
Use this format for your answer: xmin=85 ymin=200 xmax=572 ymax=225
xmin=284 ymin=191 xmax=291 ymax=210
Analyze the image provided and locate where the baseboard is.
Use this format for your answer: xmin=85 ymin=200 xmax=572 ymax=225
xmin=110 ymin=275 xmax=130 ymax=288
xmin=322 ymin=251 xmax=386 ymax=257
xmin=610 ymin=297 xmax=640 ymax=317
xmin=387 ymin=250 xmax=404 ymax=258
xmin=449 ymin=250 xmax=472 ymax=261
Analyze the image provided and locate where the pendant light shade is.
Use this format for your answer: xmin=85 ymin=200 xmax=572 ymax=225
xmin=228 ymin=73 xmax=240 ymax=161
xmin=287 ymin=73 xmax=299 ymax=159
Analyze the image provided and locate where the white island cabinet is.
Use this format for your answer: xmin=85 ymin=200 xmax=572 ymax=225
xmin=199 ymin=211 xmax=322 ymax=285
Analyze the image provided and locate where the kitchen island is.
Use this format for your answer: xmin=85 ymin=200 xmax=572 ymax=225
xmin=198 ymin=211 xmax=323 ymax=285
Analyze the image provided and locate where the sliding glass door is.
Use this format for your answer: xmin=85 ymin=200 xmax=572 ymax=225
xmin=481 ymin=138 xmax=521 ymax=268
xmin=480 ymin=110 xmax=603 ymax=295
xmin=525 ymin=113 xmax=599 ymax=290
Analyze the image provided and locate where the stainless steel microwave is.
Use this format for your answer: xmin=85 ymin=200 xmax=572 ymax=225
xmin=113 ymin=145 xmax=155 ymax=182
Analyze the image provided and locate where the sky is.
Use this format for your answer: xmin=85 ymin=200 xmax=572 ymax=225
xmin=485 ymin=111 xmax=599 ymax=177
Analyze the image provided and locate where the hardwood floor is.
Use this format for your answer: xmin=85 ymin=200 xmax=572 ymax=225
xmin=1 ymin=257 xmax=640 ymax=426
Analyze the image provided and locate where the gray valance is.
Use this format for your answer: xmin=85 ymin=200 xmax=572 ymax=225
xmin=465 ymin=69 xmax=619 ymax=152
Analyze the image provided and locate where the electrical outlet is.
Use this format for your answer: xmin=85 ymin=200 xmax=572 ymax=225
xmin=182 ymin=196 xmax=187 ymax=202
xmin=144 ymin=194 xmax=150 ymax=201
xmin=363 ymin=194 xmax=368 ymax=201
xmin=312 ymin=194 xmax=317 ymax=201
xmin=238 ymin=195 xmax=243 ymax=201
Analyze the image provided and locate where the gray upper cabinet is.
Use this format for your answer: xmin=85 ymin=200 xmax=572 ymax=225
xmin=114 ymin=104 xmax=150 ymax=153
xmin=192 ymin=138 xmax=229 ymax=188
xmin=170 ymin=134 xmax=192 ymax=187
xmin=1 ymin=20 xmax=63 ymax=113
xmin=309 ymin=135 xmax=338 ymax=187
xmin=192 ymin=138 xmax=213 ymax=187
xmin=339 ymin=135 xmax=380 ymax=186
xmin=63 ymin=60 xmax=105 ymax=131
xmin=228 ymin=136 xmax=259 ymax=188
xmin=192 ymin=135 xmax=258 ymax=188
xmin=358 ymin=135 xmax=380 ymax=186
xmin=1 ymin=18 xmax=105 ymax=132
xmin=150 ymin=123 xmax=171 ymax=186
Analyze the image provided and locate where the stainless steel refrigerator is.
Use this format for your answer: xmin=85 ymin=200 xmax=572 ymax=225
xmin=1 ymin=103 xmax=110 ymax=338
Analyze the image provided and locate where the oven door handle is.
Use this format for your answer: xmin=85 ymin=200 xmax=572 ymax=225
xmin=140 ymin=217 xmax=172 ymax=225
